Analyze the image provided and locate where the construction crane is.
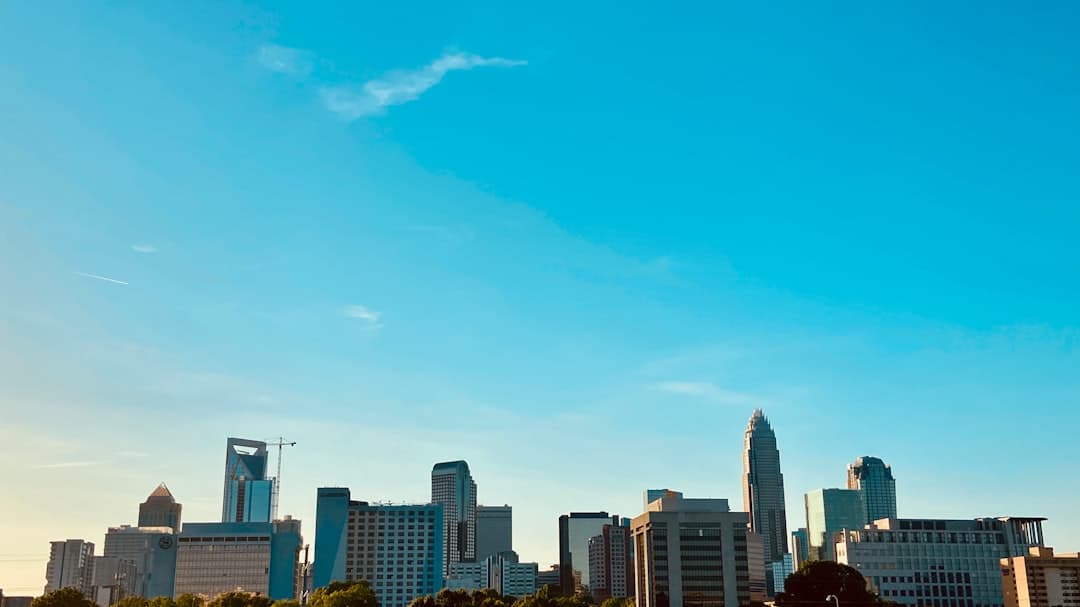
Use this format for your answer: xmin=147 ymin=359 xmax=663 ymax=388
xmin=269 ymin=437 xmax=296 ymax=521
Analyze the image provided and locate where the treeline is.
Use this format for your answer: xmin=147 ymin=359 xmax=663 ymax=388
xmin=407 ymin=587 xmax=633 ymax=607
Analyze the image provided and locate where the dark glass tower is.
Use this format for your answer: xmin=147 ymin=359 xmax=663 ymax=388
xmin=742 ymin=409 xmax=788 ymax=593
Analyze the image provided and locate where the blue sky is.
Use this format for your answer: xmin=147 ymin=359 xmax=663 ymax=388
xmin=2 ymin=0 xmax=1079 ymax=594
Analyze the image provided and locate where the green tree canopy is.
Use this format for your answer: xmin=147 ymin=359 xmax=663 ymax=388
xmin=148 ymin=597 xmax=178 ymax=607
xmin=114 ymin=598 xmax=150 ymax=607
xmin=206 ymin=592 xmax=272 ymax=607
xmin=599 ymin=599 xmax=634 ymax=607
xmin=310 ymin=581 xmax=379 ymax=607
xmin=175 ymin=594 xmax=206 ymax=607
xmin=775 ymin=561 xmax=881 ymax=607
xmin=30 ymin=588 xmax=97 ymax=607
xmin=272 ymin=600 xmax=300 ymax=607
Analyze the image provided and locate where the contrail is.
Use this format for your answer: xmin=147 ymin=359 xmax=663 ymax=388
xmin=75 ymin=271 xmax=129 ymax=285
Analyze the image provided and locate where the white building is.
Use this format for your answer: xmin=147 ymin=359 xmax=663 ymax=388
xmin=45 ymin=540 xmax=95 ymax=597
xmin=89 ymin=557 xmax=138 ymax=607
xmin=446 ymin=553 xmax=536 ymax=597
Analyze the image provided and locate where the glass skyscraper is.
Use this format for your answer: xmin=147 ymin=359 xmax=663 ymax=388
xmin=804 ymin=488 xmax=865 ymax=561
xmin=847 ymin=456 xmax=897 ymax=522
xmin=222 ymin=437 xmax=273 ymax=523
xmin=742 ymin=409 xmax=789 ymax=593
xmin=431 ymin=460 xmax=477 ymax=576
xmin=559 ymin=512 xmax=624 ymax=596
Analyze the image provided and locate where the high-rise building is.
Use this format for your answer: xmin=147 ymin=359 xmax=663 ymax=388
xmin=558 ymin=512 xmax=623 ymax=596
xmin=790 ymin=528 xmax=810 ymax=570
xmin=536 ymin=565 xmax=561 ymax=590
xmin=847 ymin=456 xmax=897 ymax=523
xmin=313 ymin=487 xmax=444 ymax=607
xmin=222 ymin=438 xmax=274 ymax=523
xmin=137 ymin=484 xmax=182 ymax=532
xmin=88 ymin=556 xmax=138 ymax=607
xmin=742 ymin=409 xmax=789 ymax=593
xmin=748 ymin=531 xmax=768 ymax=601
xmin=174 ymin=519 xmax=302 ymax=600
xmin=45 ymin=540 xmax=95 ymax=597
xmin=631 ymin=494 xmax=753 ymax=607
xmin=771 ymin=554 xmax=795 ymax=594
xmin=835 ymin=516 xmax=1047 ymax=607
xmin=103 ymin=526 xmax=177 ymax=598
xmin=586 ymin=524 xmax=634 ymax=601
xmin=431 ymin=461 xmax=477 ymax=576
xmin=805 ymin=488 xmax=865 ymax=561
xmin=643 ymin=489 xmax=684 ymax=510
xmin=476 ymin=505 xmax=512 ymax=562
xmin=446 ymin=552 xmax=537 ymax=598
xmin=1001 ymin=546 xmax=1080 ymax=607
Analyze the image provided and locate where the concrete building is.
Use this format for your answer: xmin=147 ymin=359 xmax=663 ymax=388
xmin=644 ymin=489 xmax=684 ymax=510
xmin=742 ymin=409 xmax=789 ymax=594
xmin=791 ymin=528 xmax=810 ymax=569
xmin=805 ymin=488 xmax=865 ymax=561
xmin=313 ymin=487 xmax=443 ymax=607
xmin=431 ymin=461 xmax=477 ymax=576
xmin=1001 ymin=546 xmax=1080 ymax=607
xmin=446 ymin=552 xmax=537 ymax=598
xmin=89 ymin=556 xmax=139 ymax=607
xmin=586 ymin=524 xmax=634 ymax=601
xmin=559 ymin=512 xmax=624 ymax=596
xmin=222 ymin=438 xmax=274 ymax=524
xmin=103 ymin=526 xmax=177 ymax=599
xmin=631 ymin=494 xmax=753 ymax=607
xmin=835 ymin=516 xmax=1047 ymax=607
xmin=848 ymin=456 xmax=898 ymax=523
xmin=138 ymin=484 xmax=182 ymax=532
xmin=536 ymin=565 xmax=561 ymax=590
xmin=476 ymin=505 xmax=512 ymax=562
xmin=45 ymin=539 xmax=95 ymax=597
xmin=174 ymin=519 xmax=302 ymax=600
xmin=748 ymin=531 xmax=767 ymax=601
xmin=3 ymin=598 xmax=33 ymax=607
xmin=771 ymin=555 xmax=795 ymax=593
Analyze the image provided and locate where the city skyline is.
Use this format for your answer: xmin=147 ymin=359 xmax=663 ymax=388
xmin=4 ymin=0 xmax=1080 ymax=599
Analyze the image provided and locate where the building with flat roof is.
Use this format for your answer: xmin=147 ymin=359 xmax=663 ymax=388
xmin=313 ymin=487 xmax=443 ymax=607
xmin=89 ymin=556 xmax=138 ymax=607
xmin=805 ymin=488 xmax=865 ymax=561
xmin=173 ymin=518 xmax=302 ymax=600
xmin=431 ymin=461 xmax=477 ymax=576
xmin=644 ymin=489 xmax=684 ymax=510
xmin=1001 ymin=546 xmax=1080 ymax=607
xmin=835 ymin=516 xmax=1047 ymax=607
xmin=45 ymin=539 xmax=95 ymax=597
xmin=102 ymin=526 xmax=176 ymax=599
xmin=476 ymin=505 xmax=512 ymax=562
xmin=631 ymin=494 xmax=753 ymax=607
xmin=138 ymin=484 xmax=182 ymax=532
xmin=559 ymin=512 xmax=624 ymax=596
xmin=848 ymin=456 xmax=897 ymax=523
xmin=586 ymin=524 xmax=633 ymax=601
xmin=446 ymin=552 xmax=537 ymax=598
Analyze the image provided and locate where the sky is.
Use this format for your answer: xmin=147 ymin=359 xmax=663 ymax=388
xmin=2 ymin=0 xmax=1080 ymax=595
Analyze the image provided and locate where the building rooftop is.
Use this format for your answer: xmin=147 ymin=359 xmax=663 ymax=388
xmin=145 ymin=482 xmax=176 ymax=502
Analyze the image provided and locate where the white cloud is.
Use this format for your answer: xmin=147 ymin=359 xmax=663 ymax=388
xmin=654 ymin=381 xmax=760 ymax=406
xmin=75 ymin=271 xmax=128 ymax=285
xmin=131 ymin=244 xmax=156 ymax=254
xmin=344 ymin=304 xmax=383 ymax=329
xmin=257 ymin=43 xmax=313 ymax=76
xmin=320 ymin=51 xmax=526 ymax=120
xmin=33 ymin=460 xmax=101 ymax=469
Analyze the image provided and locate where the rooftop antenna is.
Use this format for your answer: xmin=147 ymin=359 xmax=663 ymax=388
xmin=269 ymin=436 xmax=296 ymax=520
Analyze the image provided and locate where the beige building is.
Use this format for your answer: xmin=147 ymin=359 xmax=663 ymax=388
xmin=632 ymin=494 xmax=752 ymax=607
xmin=1001 ymin=547 xmax=1080 ymax=607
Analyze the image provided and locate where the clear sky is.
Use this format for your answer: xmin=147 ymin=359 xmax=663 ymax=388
xmin=2 ymin=0 xmax=1079 ymax=595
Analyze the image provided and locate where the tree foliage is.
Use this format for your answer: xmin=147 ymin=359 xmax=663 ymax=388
xmin=206 ymin=593 xmax=272 ymax=607
xmin=175 ymin=595 xmax=206 ymax=607
xmin=31 ymin=588 xmax=97 ymax=607
xmin=406 ymin=587 xmax=616 ymax=607
xmin=599 ymin=599 xmax=634 ymax=607
xmin=272 ymin=600 xmax=300 ymax=607
xmin=775 ymin=561 xmax=883 ymax=607
xmin=147 ymin=598 xmax=178 ymax=607
xmin=310 ymin=581 xmax=379 ymax=607
xmin=114 ymin=598 xmax=150 ymax=607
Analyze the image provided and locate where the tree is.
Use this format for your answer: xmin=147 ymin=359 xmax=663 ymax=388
xmin=775 ymin=561 xmax=881 ymax=607
xmin=30 ymin=588 xmax=96 ymax=607
xmin=309 ymin=581 xmax=379 ymax=607
xmin=175 ymin=595 xmax=206 ymax=607
xmin=600 ymin=600 xmax=634 ymax=607
xmin=148 ymin=597 xmax=178 ymax=607
xmin=115 ymin=598 xmax=149 ymax=607
xmin=272 ymin=601 xmax=300 ymax=607
xmin=206 ymin=593 xmax=272 ymax=607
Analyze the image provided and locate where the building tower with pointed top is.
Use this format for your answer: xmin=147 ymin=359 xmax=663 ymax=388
xmin=222 ymin=438 xmax=274 ymax=523
xmin=847 ymin=456 xmax=897 ymax=522
xmin=138 ymin=483 xmax=183 ymax=531
xmin=742 ymin=409 xmax=788 ymax=595
xmin=432 ymin=461 xmax=477 ymax=576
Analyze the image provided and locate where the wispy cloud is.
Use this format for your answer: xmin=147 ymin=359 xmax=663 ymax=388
xmin=75 ymin=271 xmax=128 ymax=285
xmin=344 ymin=304 xmax=383 ymax=329
xmin=131 ymin=244 xmax=156 ymax=254
xmin=320 ymin=52 xmax=526 ymax=120
xmin=116 ymin=450 xmax=148 ymax=458
xmin=654 ymin=381 xmax=760 ymax=406
xmin=33 ymin=460 xmax=102 ymax=469
xmin=257 ymin=43 xmax=313 ymax=76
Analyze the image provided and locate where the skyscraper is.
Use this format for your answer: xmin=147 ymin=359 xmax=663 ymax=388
xmin=804 ymin=488 xmax=865 ymax=561
xmin=138 ymin=483 xmax=182 ymax=531
xmin=847 ymin=456 xmax=897 ymax=522
xmin=44 ymin=540 xmax=95 ymax=597
xmin=431 ymin=461 xmax=477 ymax=576
xmin=558 ymin=512 xmax=623 ymax=596
xmin=586 ymin=524 xmax=633 ymax=601
xmin=742 ymin=409 xmax=789 ymax=591
xmin=476 ymin=505 xmax=513 ymax=562
xmin=222 ymin=438 xmax=274 ymax=523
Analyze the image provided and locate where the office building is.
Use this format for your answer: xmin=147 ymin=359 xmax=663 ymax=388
xmin=771 ymin=555 xmax=795 ymax=593
xmin=431 ymin=461 xmax=477 ymax=576
xmin=103 ymin=526 xmax=177 ymax=599
xmin=559 ymin=512 xmax=623 ymax=595
xmin=536 ymin=565 xmax=561 ymax=590
xmin=742 ymin=409 xmax=789 ymax=593
xmin=45 ymin=539 xmax=95 ymax=596
xmin=835 ymin=516 xmax=1047 ymax=607
xmin=587 ymin=524 xmax=634 ymax=601
xmin=89 ymin=556 xmax=138 ymax=607
xmin=137 ymin=483 xmax=182 ymax=532
xmin=791 ymin=528 xmax=810 ymax=569
xmin=1001 ymin=546 xmax=1080 ymax=607
xmin=476 ymin=505 xmax=513 ymax=562
xmin=174 ymin=518 xmax=302 ymax=600
xmin=446 ymin=552 xmax=537 ymax=597
xmin=3 ymin=597 xmax=33 ymax=607
xmin=748 ymin=531 xmax=767 ymax=601
xmin=847 ymin=456 xmax=898 ymax=523
xmin=644 ymin=489 xmax=684 ymax=510
xmin=313 ymin=487 xmax=443 ymax=607
xmin=222 ymin=438 xmax=274 ymax=523
xmin=631 ymin=494 xmax=753 ymax=607
xmin=805 ymin=488 xmax=865 ymax=561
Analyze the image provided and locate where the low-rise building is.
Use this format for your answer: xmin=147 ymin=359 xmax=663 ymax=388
xmin=102 ymin=526 xmax=177 ymax=598
xmin=1001 ymin=546 xmax=1080 ymax=607
xmin=173 ymin=518 xmax=302 ymax=600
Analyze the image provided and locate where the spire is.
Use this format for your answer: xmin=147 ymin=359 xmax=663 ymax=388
xmin=147 ymin=482 xmax=175 ymax=501
xmin=746 ymin=408 xmax=772 ymax=434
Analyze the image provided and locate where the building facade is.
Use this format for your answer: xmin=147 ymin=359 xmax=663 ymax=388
xmin=1001 ymin=547 xmax=1080 ymax=607
xmin=476 ymin=505 xmax=513 ymax=562
xmin=313 ymin=487 xmax=444 ymax=607
xmin=138 ymin=484 xmax=182 ymax=532
xmin=89 ymin=556 xmax=139 ymax=607
xmin=742 ymin=409 xmax=789 ymax=593
xmin=536 ymin=565 xmax=561 ymax=590
xmin=645 ymin=490 xmax=684 ymax=510
xmin=222 ymin=438 xmax=274 ymax=524
xmin=835 ymin=517 xmax=1047 ymax=607
xmin=431 ymin=461 xmax=477 ymax=576
xmin=805 ymin=488 xmax=865 ymax=561
xmin=559 ymin=512 xmax=624 ymax=596
xmin=45 ymin=539 xmax=95 ymax=597
xmin=446 ymin=552 xmax=537 ymax=597
xmin=771 ymin=555 xmax=795 ymax=594
xmin=847 ymin=456 xmax=898 ymax=523
xmin=174 ymin=519 xmax=302 ymax=600
xmin=631 ymin=494 xmax=753 ymax=607
xmin=586 ymin=524 xmax=634 ymax=601
xmin=102 ymin=526 xmax=177 ymax=599
xmin=791 ymin=528 xmax=810 ymax=570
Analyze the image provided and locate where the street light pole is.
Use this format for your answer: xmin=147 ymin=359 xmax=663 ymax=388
xmin=827 ymin=594 xmax=840 ymax=607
